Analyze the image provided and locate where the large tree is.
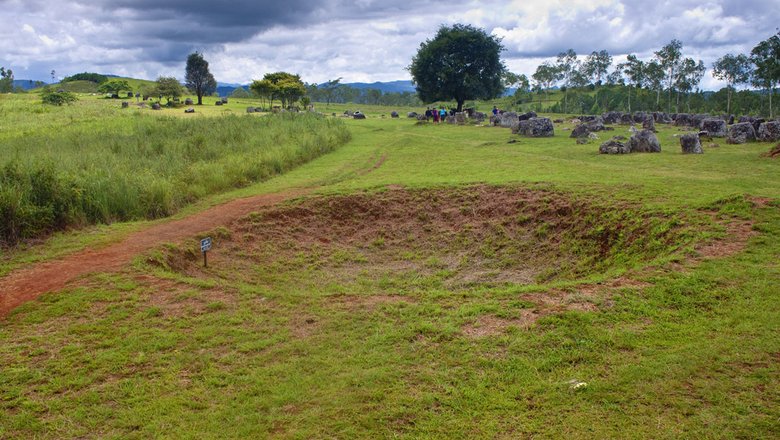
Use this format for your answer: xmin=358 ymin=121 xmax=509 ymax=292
xmin=675 ymin=58 xmax=706 ymax=112
xmin=532 ymin=62 xmax=561 ymax=105
xmin=185 ymin=52 xmax=217 ymax=105
xmin=97 ymin=79 xmax=131 ymax=96
xmin=644 ymin=60 xmax=666 ymax=109
xmin=654 ymin=39 xmax=683 ymax=113
xmin=712 ymin=54 xmax=752 ymax=114
xmin=250 ymin=78 xmax=275 ymax=109
xmin=153 ymin=76 xmax=184 ymax=103
xmin=582 ymin=50 xmax=612 ymax=86
xmin=320 ymin=78 xmax=341 ymax=105
xmin=555 ymin=49 xmax=579 ymax=113
xmin=751 ymin=31 xmax=780 ymax=118
xmin=409 ymin=23 xmax=506 ymax=112
xmin=250 ymin=72 xmax=306 ymax=109
xmin=0 ymin=67 xmax=13 ymax=93
xmin=618 ymin=54 xmax=645 ymax=113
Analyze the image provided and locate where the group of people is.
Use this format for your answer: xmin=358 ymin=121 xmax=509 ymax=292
xmin=424 ymin=107 xmax=455 ymax=123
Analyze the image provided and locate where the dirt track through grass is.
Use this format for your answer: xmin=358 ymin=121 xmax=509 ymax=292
xmin=1 ymin=108 xmax=778 ymax=438
xmin=0 ymin=190 xmax=306 ymax=317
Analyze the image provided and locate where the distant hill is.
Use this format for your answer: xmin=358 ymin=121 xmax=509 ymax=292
xmin=13 ymin=79 xmax=48 ymax=90
xmin=31 ymin=76 xmax=156 ymax=93
xmin=217 ymin=83 xmax=248 ymax=97
xmin=341 ymin=80 xmax=416 ymax=93
xmin=218 ymin=80 xmax=418 ymax=97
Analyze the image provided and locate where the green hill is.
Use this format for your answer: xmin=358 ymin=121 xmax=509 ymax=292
xmin=35 ymin=77 xmax=157 ymax=94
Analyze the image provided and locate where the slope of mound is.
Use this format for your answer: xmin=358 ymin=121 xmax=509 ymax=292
xmin=155 ymin=185 xmax=701 ymax=288
xmin=50 ymin=80 xmax=100 ymax=93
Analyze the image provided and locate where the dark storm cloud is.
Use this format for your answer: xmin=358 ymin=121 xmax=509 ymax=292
xmin=83 ymin=0 xmax=445 ymax=44
xmin=99 ymin=0 xmax=318 ymax=30
xmin=4 ymin=0 xmax=778 ymax=86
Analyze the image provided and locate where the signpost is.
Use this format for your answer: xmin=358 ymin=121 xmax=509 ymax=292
xmin=200 ymin=237 xmax=212 ymax=267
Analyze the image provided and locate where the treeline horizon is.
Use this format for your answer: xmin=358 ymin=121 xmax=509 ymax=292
xmin=3 ymin=31 xmax=776 ymax=117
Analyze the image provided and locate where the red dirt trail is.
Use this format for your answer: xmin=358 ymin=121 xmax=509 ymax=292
xmin=0 ymin=190 xmax=308 ymax=319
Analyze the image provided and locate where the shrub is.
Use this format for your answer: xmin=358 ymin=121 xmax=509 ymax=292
xmin=41 ymin=90 xmax=78 ymax=106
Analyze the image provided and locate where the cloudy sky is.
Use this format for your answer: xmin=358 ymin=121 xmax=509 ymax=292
xmin=2 ymin=0 xmax=778 ymax=90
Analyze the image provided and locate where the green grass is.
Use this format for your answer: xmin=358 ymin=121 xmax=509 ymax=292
xmin=0 ymin=94 xmax=350 ymax=243
xmin=0 ymin=95 xmax=779 ymax=438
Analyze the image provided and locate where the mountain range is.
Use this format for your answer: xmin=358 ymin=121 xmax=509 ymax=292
xmin=215 ymin=80 xmax=417 ymax=97
xmin=12 ymin=79 xmax=48 ymax=90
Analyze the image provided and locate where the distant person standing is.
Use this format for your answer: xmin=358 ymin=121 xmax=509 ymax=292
xmin=433 ymin=107 xmax=440 ymax=123
xmin=439 ymin=107 xmax=447 ymax=122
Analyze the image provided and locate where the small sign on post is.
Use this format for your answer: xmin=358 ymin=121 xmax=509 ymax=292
xmin=200 ymin=237 xmax=212 ymax=267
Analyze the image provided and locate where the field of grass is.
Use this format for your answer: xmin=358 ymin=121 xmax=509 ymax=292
xmin=0 ymin=94 xmax=779 ymax=438
xmin=0 ymin=94 xmax=350 ymax=243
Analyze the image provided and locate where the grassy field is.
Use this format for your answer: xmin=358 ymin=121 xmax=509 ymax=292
xmin=0 ymin=94 xmax=351 ymax=244
xmin=0 ymin=94 xmax=779 ymax=438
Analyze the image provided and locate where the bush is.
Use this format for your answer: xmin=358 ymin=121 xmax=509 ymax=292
xmin=41 ymin=90 xmax=78 ymax=106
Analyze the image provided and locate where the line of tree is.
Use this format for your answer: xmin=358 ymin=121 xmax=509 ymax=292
xmin=304 ymin=79 xmax=422 ymax=107
xmin=521 ymin=31 xmax=779 ymax=117
xmin=61 ymin=72 xmax=109 ymax=84
xmin=250 ymin=72 xmax=307 ymax=109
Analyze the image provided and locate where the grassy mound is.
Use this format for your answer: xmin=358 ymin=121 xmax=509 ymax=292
xmin=49 ymin=80 xmax=99 ymax=93
xmin=156 ymin=185 xmax=702 ymax=287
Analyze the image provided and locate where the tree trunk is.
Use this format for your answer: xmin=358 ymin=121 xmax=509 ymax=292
xmin=675 ymin=91 xmax=680 ymax=113
xmin=627 ymin=86 xmax=631 ymax=113
xmin=456 ymin=99 xmax=464 ymax=113
xmin=667 ymin=69 xmax=674 ymax=114
xmin=197 ymin=90 xmax=203 ymax=105
xmin=726 ymin=86 xmax=732 ymax=115
xmin=771 ymin=87 xmax=775 ymax=119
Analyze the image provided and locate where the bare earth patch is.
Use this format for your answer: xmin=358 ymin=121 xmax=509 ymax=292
xmin=328 ymin=294 xmax=416 ymax=311
xmin=697 ymin=218 xmax=756 ymax=259
xmin=462 ymin=311 xmax=540 ymax=337
xmin=0 ymin=190 xmax=306 ymax=318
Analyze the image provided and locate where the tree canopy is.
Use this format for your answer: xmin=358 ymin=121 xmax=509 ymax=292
xmin=582 ymin=50 xmax=612 ymax=85
xmin=655 ymin=39 xmax=683 ymax=112
xmin=712 ymin=54 xmax=752 ymax=114
xmin=185 ymin=52 xmax=217 ymax=105
xmin=750 ymin=31 xmax=780 ymax=118
xmin=409 ymin=23 xmax=506 ymax=112
xmin=153 ymin=76 xmax=184 ymax=103
xmin=61 ymin=72 xmax=108 ymax=84
xmin=250 ymin=72 xmax=306 ymax=109
xmin=97 ymin=80 xmax=131 ymax=96
xmin=0 ymin=67 xmax=13 ymax=93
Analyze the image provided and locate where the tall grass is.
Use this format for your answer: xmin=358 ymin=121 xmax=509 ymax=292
xmin=0 ymin=112 xmax=350 ymax=244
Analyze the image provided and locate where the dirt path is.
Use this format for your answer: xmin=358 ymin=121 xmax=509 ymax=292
xmin=0 ymin=189 xmax=309 ymax=318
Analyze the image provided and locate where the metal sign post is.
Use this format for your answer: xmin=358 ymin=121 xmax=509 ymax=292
xmin=200 ymin=237 xmax=212 ymax=268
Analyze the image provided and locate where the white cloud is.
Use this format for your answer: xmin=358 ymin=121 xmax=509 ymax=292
xmin=0 ymin=0 xmax=777 ymax=92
